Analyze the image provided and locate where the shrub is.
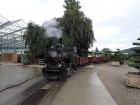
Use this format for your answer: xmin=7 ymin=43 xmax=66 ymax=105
xmin=128 ymin=38 xmax=140 ymax=75
xmin=22 ymin=53 xmax=31 ymax=65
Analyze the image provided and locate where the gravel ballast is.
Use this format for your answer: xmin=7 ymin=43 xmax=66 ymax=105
xmin=97 ymin=63 xmax=140 ymax=105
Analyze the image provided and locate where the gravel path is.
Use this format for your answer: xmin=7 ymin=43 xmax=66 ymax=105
xmin=97 ymin=63 xmax=140 ymax=105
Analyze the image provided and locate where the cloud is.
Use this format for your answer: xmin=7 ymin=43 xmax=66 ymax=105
xmin=90 ymin=0 xmax=140 ymax=51
xmin=80 ymin=0 xmax=136 ymax=24
xmin=0 ymin=0 xmax=64 ymax=24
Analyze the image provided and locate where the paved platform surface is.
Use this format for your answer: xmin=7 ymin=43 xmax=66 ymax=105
xmin=0 ymin=62 xmax=46 ymax=105
xmin=39 ymin=65 xmax=117 ymax=105
xmin=0 ymin=62 xmax=22 ymax=66
xmin=0 ymin=62 xmax=42 ymax=87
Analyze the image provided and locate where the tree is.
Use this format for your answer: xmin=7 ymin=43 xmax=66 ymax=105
xmin=110 ymin=49 xmax=125 ymax=65
xmin=128 ymin=38 xmax=140 ymax=75
xmin=60 ymin=0 xmax=95 ymax=51
xmin=101 ymin=48 xmax=112 ymax=53
xmin=95 ymin=47 xmax=100 ymax=52
xmin=23 ymin=23 xmax=51 ymax=58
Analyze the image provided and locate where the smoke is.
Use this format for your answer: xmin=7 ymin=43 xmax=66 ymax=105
xmin=42 ymin=18 xmax=62 ymax=39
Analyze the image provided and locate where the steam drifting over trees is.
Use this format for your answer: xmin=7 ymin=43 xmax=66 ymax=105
xmin=42 ymin=18 xmax=62 ymax=39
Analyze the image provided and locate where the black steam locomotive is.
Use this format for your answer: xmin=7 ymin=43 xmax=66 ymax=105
xmin=42 ymin=40 xmax=77 ymax=80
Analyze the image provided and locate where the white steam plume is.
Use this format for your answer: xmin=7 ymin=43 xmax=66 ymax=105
xmin=42 ymin=18 xmax=62 ymax=39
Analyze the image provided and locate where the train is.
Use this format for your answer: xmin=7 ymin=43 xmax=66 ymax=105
xmin=42 ymin=38 xmax=109 ymax=80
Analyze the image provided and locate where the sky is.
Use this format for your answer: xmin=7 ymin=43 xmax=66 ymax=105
xmin=0 ymin=0 xmax=140 ymax=51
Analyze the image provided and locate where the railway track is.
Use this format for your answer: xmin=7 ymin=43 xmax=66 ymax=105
xmin=17 ymin=81 xmax=56 ymax=105
xmin=1 ymin=75 xmax=48 ymax=105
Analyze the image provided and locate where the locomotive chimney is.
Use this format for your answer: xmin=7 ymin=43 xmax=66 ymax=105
xmin=52 ymin=37 xmax=58 ymax=46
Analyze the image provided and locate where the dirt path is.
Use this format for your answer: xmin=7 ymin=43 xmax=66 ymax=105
xmin=97 ymin=63 xmax=140 ymax=105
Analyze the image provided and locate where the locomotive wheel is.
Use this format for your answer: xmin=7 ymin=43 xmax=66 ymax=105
xmin=42 ymin=68 xmax=49 ymax=81
xmin=43 ymin=72 xmax=49 ymax=81
xmin=71 ymin=68 xmax=74 ymax=74
xmin=73 ymin=65 xmax=76 ymax=71
xmin=57 ymin=74 xmax=61 ymax=80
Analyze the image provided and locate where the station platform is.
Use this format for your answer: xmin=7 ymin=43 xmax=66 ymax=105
xmin=39 ymin=65 xmax=117 ymax=105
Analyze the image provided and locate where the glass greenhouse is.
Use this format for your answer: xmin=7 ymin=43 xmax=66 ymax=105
xmin=0 ymin=14 xmax=27 ymax=61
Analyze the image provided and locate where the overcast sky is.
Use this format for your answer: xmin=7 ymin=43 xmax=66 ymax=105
xmin=0 ymin=0 xmax=139 ymax=51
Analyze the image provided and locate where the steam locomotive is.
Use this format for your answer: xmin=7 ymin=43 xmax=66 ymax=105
xmin=42 ymin=38 xmax=109 ymax=80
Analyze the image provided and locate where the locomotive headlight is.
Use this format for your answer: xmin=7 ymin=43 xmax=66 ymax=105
xmin=58 ymin=63 xmax=62 ymax=67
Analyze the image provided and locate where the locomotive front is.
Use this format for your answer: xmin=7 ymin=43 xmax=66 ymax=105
xmin=42 ymin=43 xmax=72 ymax=80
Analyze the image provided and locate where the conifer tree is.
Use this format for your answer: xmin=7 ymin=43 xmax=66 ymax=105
xmin=128 ymin=38 xmax=140 ymax=74
xmin=95 ymin=47 xmax=99 ymax=52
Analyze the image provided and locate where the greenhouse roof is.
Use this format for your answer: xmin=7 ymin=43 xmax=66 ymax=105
xmin=0 ymin=14 xmax=27 ymax=53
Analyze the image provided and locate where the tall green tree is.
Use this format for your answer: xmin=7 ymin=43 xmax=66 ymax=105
xmin=23 ymin=23 xmax=51 ymax=58
xmin=101 ymin=48 xmax=112 ymax=53
xmin=60 ymin=0 xmax=95 ymax=51
xmin=128 ymin=38 xmax=140 ymax=74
